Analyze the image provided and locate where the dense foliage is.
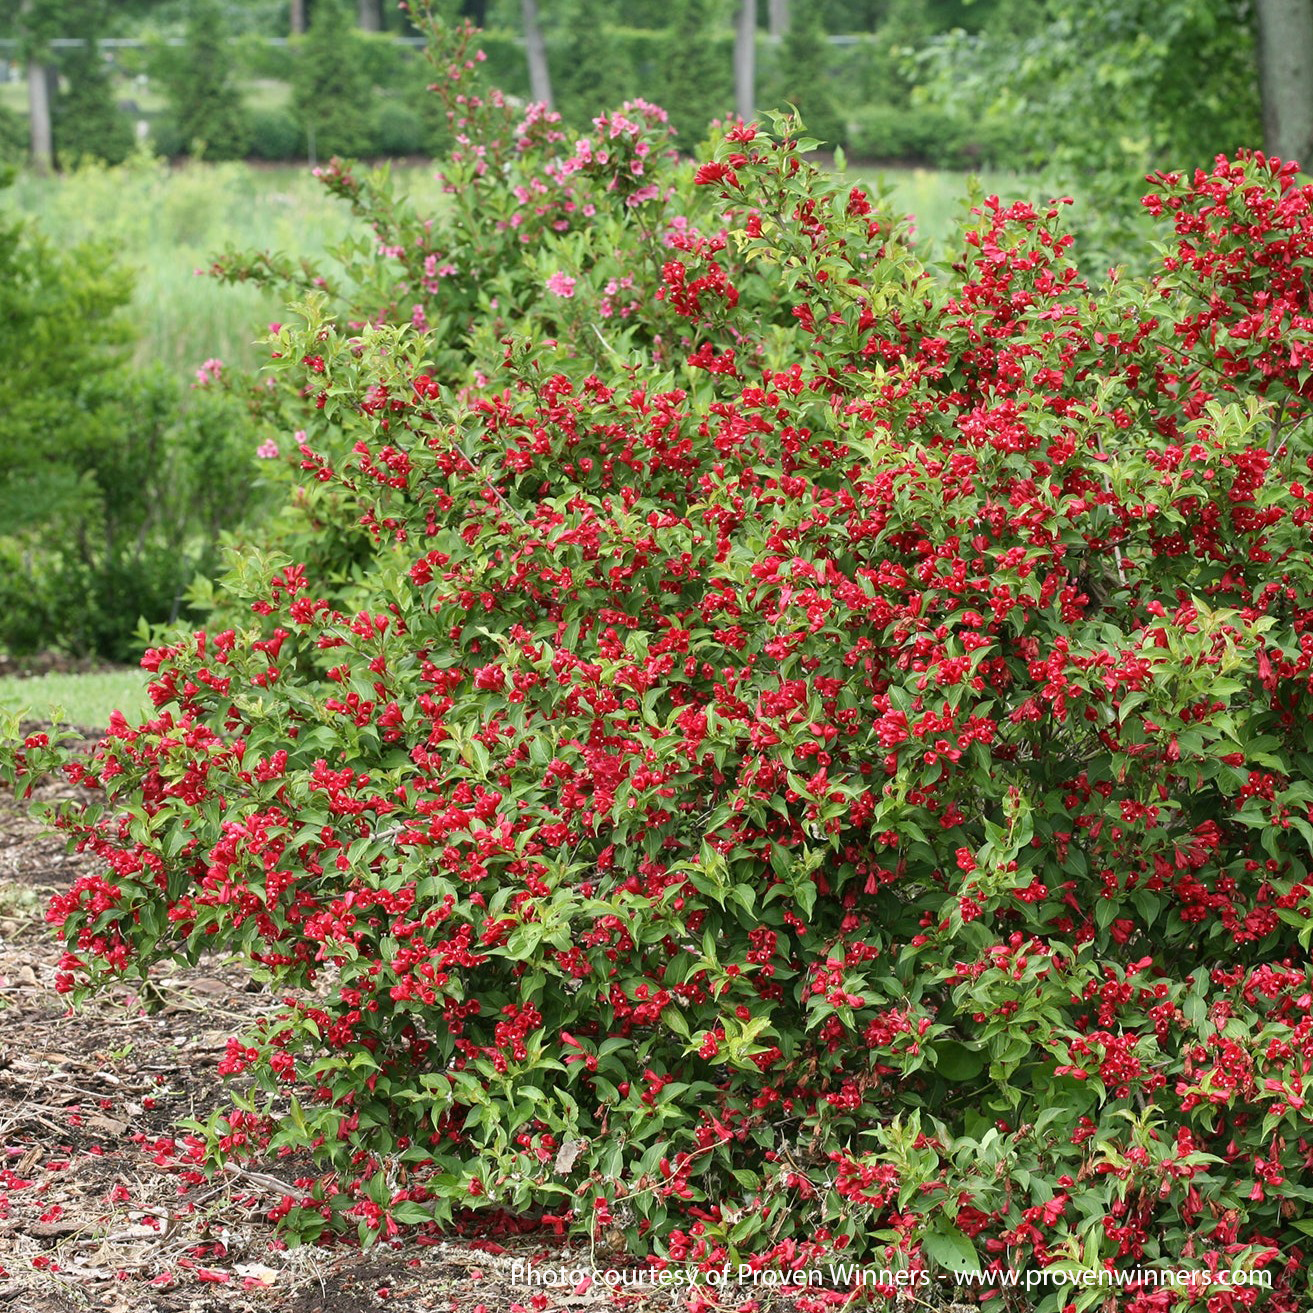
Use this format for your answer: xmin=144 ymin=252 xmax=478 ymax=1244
xmin=917 ymin=0 xmax=1266 ymax=265
xmin=0 ymin=106 xmax=26 ymax=173
xmin=920 ymin=0 xmax=1262 ymax=180
xmin=9 ymin=11 xmax=1313 ymax=1309
xmin=0 ymin=207 xmax=263 ymax=658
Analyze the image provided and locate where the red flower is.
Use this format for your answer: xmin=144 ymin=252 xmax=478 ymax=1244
xmin=693 ymin=161 xmax=738 ymax=188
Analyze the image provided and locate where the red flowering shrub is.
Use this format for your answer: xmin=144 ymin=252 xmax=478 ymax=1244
xmin=7 ymin=13 xmax=1313 ymax=1308
xmin=201 ymin=13 xmax=784 ymax=632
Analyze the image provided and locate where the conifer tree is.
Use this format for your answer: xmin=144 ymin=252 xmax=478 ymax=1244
xmin=556 ymin=0 xmax=625 ymax=127
xmin=163 ymin=0 xmax=250 ymax=161
xmin=659 ymin=0 xmax=730 ymax=145
xmin=293 ymin=0 xmax=373 ymax=161
xmin=770 ymin=3 xmax=843 ymax=146
xmin=54 ymin=33 xmax=134 ymax=165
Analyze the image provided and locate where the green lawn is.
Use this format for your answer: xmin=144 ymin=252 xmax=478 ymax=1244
xmin=0 ymin=670 xmax=152 ymax=731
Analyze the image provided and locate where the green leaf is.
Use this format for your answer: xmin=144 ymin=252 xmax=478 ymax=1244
xmin=390 ymin=1201 xmax=436 ymax=1225
xmin=730 ymin=883 xmax=757 ymax=916
xmin=920 ymin=1222 xmax=980 ymax=1273
xmin=664 ymin=1007 xmax=690 ymax=1039
xmin=793 ymin=878 xmax=817 ymax=919
xmin=933 ymin=1042 xmax=986 ymax=1083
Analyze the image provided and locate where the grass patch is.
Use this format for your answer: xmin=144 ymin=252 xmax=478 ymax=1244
xmin=0 ymin=670 xmax=152 ymax=731
xmin=4 ymin=156 xmax=360 ymax=377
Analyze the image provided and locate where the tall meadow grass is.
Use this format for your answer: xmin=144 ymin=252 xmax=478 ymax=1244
xmin=2 ymin=154 xmax=447 ymax=377
xmin=1 ymin=154 xmax=1024 ymax=380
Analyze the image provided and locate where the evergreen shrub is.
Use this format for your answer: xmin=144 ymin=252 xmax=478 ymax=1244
xmin=159 ymin=0 xmax=251 ymax=162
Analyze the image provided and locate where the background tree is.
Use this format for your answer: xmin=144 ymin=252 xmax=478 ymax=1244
xmin=292 ymin=0 xmax=373 ymax=160
xmin=1254 ymin=0 xmax=1313 ymax=163
xmin=870 ymin=0 xmax=935 ymax=106
xmin=27 ymin=60 xmax=54 ymax=176
xmin=161 ymin=0 xmax=251 ymax=161
xmin=520 ymin=0 xmax=552 ymax=107
xmin=658 ymin=0 xmax=730 ymax=143
xmin=0 ymin=211 xmax=258 ymax=658
xmin=920 ymin=0 xmax=1261 ymax=177
xmin=555 ymin=0 xmax=623 ymax=124
xmin=9 ymin=0 xmax=60 ymax=173
xmin=1 ymin=0 xmax=178 ymax=172
xmin=52 ymin=35 xmax=134 ymax=166
xmin=734 ymin=0 xmax=756 ymax=121
xmin=913 ymin=0 xmax=1262 ymax=267
xmin=769 ymin=3 xmax=843 ymax=146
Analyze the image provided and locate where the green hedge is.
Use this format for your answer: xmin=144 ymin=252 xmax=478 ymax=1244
xmin=246 ymin=106 xmax=302 ymax=160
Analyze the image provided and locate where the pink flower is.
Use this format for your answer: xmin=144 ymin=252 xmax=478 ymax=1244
xmin=547 ymin=272 xmax=577 ymax=298
xmin=257 ymin=440 xmax=280 ymax=460
xmin=194 ymin=357 xmax=224 ymax=386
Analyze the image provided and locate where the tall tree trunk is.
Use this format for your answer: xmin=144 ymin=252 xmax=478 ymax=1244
xmin=768 ymin=0 xmax=788 ymax=39
xmin=521 ymin=0 xmax=552 ymax=108
xmin=1254 ymin=0 xmax=1313 ymax=166
xmin=358 ymin=0 xmax=380 ymax=31
xmin=291 ymin=0 xmax=307 ymax=36
xmin=27 ymin=58 xmax=53 ymax=175
xmin=734 ymin=0 xmax=756 ymax=121
xmin=19 ymin=0 xmax=52 ymax=175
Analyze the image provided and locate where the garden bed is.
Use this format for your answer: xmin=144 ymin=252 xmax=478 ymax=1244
xmin=0 ymin=756 xmax=575 ymax=1313
xmin=0 ymin=749 xmax=980 ymax=1313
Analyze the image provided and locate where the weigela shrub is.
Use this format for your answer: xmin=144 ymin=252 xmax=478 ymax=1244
xmin=8 ymin=13 xmax=1313 ymax=1306
xmin=199 ymin=10 xmax=784 ymax=630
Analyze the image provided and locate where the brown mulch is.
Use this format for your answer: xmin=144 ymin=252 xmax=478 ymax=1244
xmin=0 ymin=733 xmax=975 ymax=1313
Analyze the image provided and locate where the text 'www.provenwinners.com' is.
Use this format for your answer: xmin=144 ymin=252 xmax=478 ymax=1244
xmin=509 ymin=1262 xmax=1273 ymax=1293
